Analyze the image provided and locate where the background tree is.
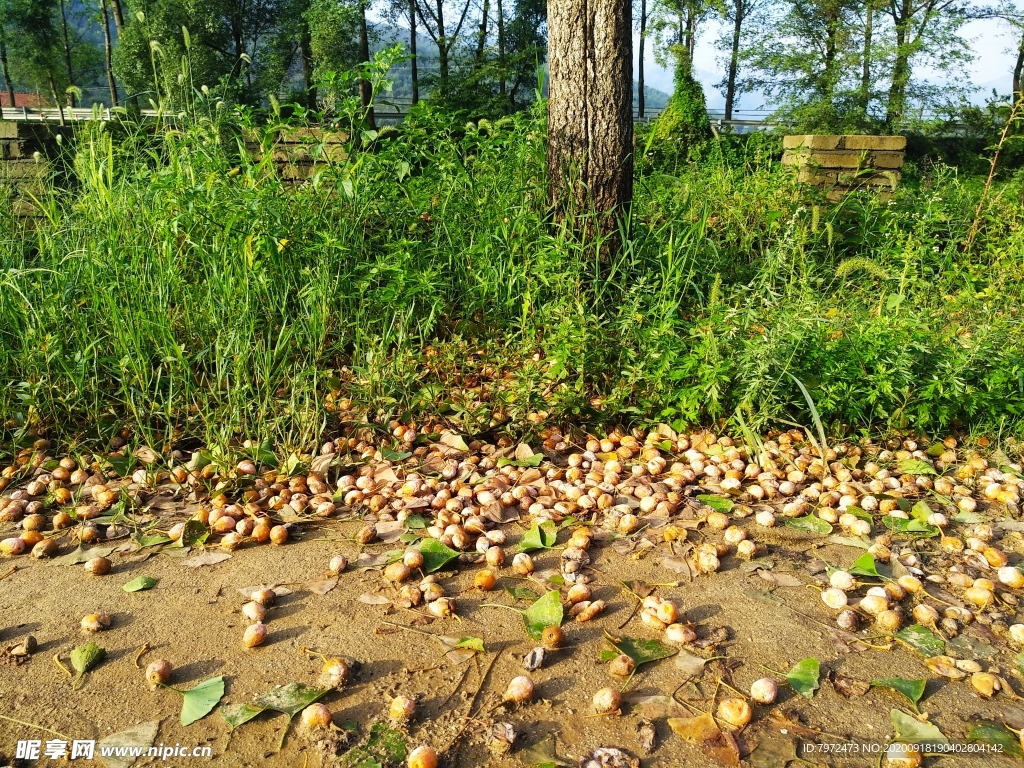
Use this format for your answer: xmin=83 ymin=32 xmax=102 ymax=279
xmin=0 ymin=0 xmax=18 ymax=117
xmin=715 ymin=0 xmax=766 ymax=119
xmin=98 ymin=0 xmax=118 ymax=106
xmin=740 ymin=0 xmax=867 ymax=129
xmin=883 ymin=0 xmax=972 ymax=127
xmin=306 ymin=0 xmax=362 ymax=108
xmin=636 ymin=0 xmax=650 ymax=117
xmin=649 ymin=0 xmax=714 ymax=69
xmin=546 ymin=0 xmax=633 ymax=234
xmin=415 ymin=0 xmax=474 ymax=97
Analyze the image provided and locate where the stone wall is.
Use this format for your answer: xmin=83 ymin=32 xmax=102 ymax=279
xmin=782 ymin=134 xmax=906 ymax=199
xmin=1 ymin=121 xmax=351 ymax=221
xmin=0 ymin=122 xmax=72 ymax=219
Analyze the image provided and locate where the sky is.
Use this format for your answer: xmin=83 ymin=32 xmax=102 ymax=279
xmin=637 ymin=18 xmax=1021 ymax=111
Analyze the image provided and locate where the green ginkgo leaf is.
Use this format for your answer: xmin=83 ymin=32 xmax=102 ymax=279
xmin=522 ymin=590 xmax=564 ymax=639
xmin=786 ymin=658 xmax=820 ymax=698
xmin=180 ymin=677 xmax=226 ymax=726
xmin=871 ymin=678 xmax=926 ymax=711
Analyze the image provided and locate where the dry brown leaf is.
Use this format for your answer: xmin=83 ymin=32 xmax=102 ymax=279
xmin=305 ymin=577 xmax=338 ymax=595
xmin=668 ymin=713 xmax=740 ymax=766
xmin=748 ymin=728 xmax=799 ymax=768
xmin=358 ymin=593 xmax=392 ymax=605
xmin=309 ymin=453 xmax=334 ymax=476
xmin=134 ymin=446 xmax=160 ymax=464
xmin=831 ymin=672 xmax=870 ymax=698
xmin=354 ymin=552 xmax=395 ymax=568
xmin=757 ymin=571 xmax=804 ymax=588
xmin=181 ymin=551 xmax=232 ymax=567
xmin=375 ymin=520 xmax=406 ymax=543
xmin=767 ymin=710 xmax=818 ymax=740
xmin=661 ymin=557 xmax=691 ymax=575
xmin=625 ymin=694 xmax=687 ymax=719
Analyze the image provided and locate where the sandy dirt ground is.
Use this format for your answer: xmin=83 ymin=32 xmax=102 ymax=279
xmin=1 ymin=513 xmax=1020 ymax=768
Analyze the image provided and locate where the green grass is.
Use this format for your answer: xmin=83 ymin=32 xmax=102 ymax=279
xmin=1 ymin=102 xmax=1023 ymax=456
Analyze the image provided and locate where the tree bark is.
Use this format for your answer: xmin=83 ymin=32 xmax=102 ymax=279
xmin=1013 ymin=26 xmax=1023 ymax=106
xmin=860 ymin=0 xmax=873 ymax=111
xmin=59 ymin=0 xmax=76 ymax=107
xmin=109 ymin=0 xmax=124 ymax=34
xmin=497 ymin=0 xmax=505 ymax=100
xmin=100 ymin=0 xmax=119 ymax=107
xmin=885 ymin=0 xmax=913 ymax=127
xmin=410 ymin=0 xmax=419 ymax=104
xmin=49 ymin=74 xmax=66 ymax=125
xmin=435 ymin=0 xmax=448 ymax=91
xmin=476 ymin=0 xmax=490 ymax=66
xmin=638 ymin=0 xmax=646 ymax=118
xmin=299 ymin=19 xmax=316 ymax=109
xmin=0 ymin=25 xmax=15 ymax=119
xmin=724 ymin=0 xmax=743 ymax=121
xmin=358 ymin=0 xmax=376 ymax=127
xmin=547 ymin=0 xmax=633 ymax=237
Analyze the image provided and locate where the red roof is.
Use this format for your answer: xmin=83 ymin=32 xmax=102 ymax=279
xmin=0 ymin=93 xmax=46 ymax=108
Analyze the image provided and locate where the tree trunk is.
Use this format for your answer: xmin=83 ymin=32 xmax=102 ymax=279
xmin=436 ymin=0 xmax=448 ymax=91
xmin=0 ymin=26 xmax=15 ymax=119
xmin=497 ymin=0 xmax=505 ymax=100
xmin=100 ymin=0 xmax=118 ymax=107
xmin=109 ymin=0 xmax=124 ymax=34
xmin=1013 ymin=27 xmax=1023 ymax=106
xmin=684 ymin=4 xmax=696 ymax=74
xmin=724 ymin=0 xmax=743 ymax=121
xmin=860 ymin=0 xmax=873 ymax=111
xmin=49 ymin=74 xmax=66 ymax=125
xmin=300 ymin=21 xmax=316 ymax=109
xmin=59 ymin=0 xmax=76 ymax=107
xmin=410 ymin=0 xmax=419 ymax=104
xmin=638 ymin=0 xmax=646 ymax=118
xmin=359 ymin=0 xmax=376 ymax=127
xmin=547 ymin=0 xmax=633 ymax=237
xmin=476 ymin=0 xmax=489 ymax=66
xmin=885 ymin=0 xmax=912 ymax=127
